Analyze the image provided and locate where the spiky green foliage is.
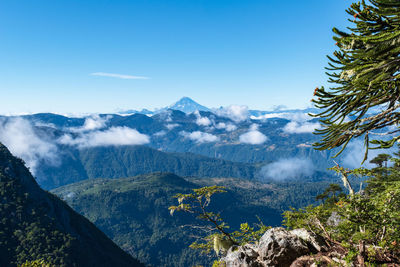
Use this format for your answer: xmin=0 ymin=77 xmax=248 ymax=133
xmin=19 ymin=259 xmax=51 ymax=267
xmin=169 ymin=186 xmax=270 ymax=256
xmin=312 ymin=0 xmax=400 ymax=161
xmin=283 ymin=152 xmax=400 ymax=265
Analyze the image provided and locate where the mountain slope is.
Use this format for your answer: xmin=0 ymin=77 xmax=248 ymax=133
xmin=78 ymin=145 xmax=256 ymax=179
xmin=0 ymin=143 xmax=143 ymax=267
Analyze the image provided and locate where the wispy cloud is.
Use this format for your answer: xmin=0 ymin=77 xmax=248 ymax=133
xmin=69 ymin=114 xmax=111 ymax=132
xmin=90 ymin=72 xmax=149 ymax=80
xmin=194 ymin=110 xmax=212 ymax=126
xmin=259 ymin=157 xmax=315 ymax=181
xmin=180 ymin=131 xmax=219 ymax=143
xmin=0 ymin=118 xmax=60 ymax=174
xmin=239 ymin=124 xmax=268 ymax=145
xmin=283 ymin=121 xmax=320 ymax=134
xmin=251 ymin=112 xmax=311 ymax=121
xmin=58 ymin=127 xmax=150 ymax=148
xmin=215 ymin=122 xmax=237 ymax=132
xmin=215 ymin=105 xmax=249 ymax=122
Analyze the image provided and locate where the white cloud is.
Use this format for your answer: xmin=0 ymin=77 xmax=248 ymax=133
xmin=194 ymin=110 xmax=212 ymax=126
xmin=251 ymin=112 xmax=311 ymax=122
xmin=215 ymin=122 xmax=237 ymax=132
xmin=180 ymin=131 xmax=219 ymax=143
xmin=0 ymin=118 xmax=60 ymax=174
xmin=283 ymin=121 xmax=320 ymax=134
xmin=340 ymin=139 xmax=395 ymax=169
xmin=249 ymin=124 xmax=259 ymax=131
xmin=58 ymin=127 xmax=150 ymax=148
xmin=153 ymin=130 xmax=167 ymax=137
xmin=81 ymin=115 xmax=109 ymax=131
xmin=70 ymin=114 xmax=111 ymax=132
xmin=34 ymin=122 xmax=57 ymax=128
xmin=166 ymin=123 xmax=180 ymax=130
xmin=159 ymin=110 xmax=173 ymax=122
xmin=215 ymin=105 xmax=249 ymax=122
xmin=239 ymin=124 xmax=267 ymax=145
xmin=259 ymin=157 xmax=315 ymax=181
xmin=90 ymin=72 xmax=149 ymax=80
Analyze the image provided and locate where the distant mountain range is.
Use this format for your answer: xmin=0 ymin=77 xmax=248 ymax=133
xmin=119 ymin=97 xmax=211 ymax=115
xmin=0 ymin=96 xmax=359 ymax=191
xmin=118 ymin=96 xmax=318 ymax=116
xmin=0 ymin=98 xmax=344 ymax=190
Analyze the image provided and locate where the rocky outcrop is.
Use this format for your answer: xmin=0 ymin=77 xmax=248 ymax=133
xmin=257 ymin=228 xmax=310 ymax=266
xmin=220 ymin=227 xmax=330 ymax=267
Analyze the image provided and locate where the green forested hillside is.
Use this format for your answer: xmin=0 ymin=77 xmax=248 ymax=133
xmin=52 ymin=173 xmax=329 ymax=266
xmin=79 ymin=145 xmax=257 ymax=179
xmin=0 ymin=143 xmax=143 ymax=267
xmin=38 ymin=145 xmax=258 ymax=189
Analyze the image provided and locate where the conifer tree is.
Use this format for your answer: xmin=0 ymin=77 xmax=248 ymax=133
xmin=312 ymin=0 xmax=400 ymax=161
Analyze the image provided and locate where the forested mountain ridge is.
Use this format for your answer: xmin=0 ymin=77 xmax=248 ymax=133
xmin=38 ymin=145 xmax=258 ymax=190
xmin=0 ymin=143 xmax=143 ymax=267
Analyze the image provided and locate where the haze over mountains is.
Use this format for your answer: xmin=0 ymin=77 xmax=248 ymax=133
xmin=0 ymin=97 xmax=370 ymax=190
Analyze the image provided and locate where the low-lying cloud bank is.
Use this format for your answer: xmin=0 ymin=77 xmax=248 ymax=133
xmin=180 ymin=131 xmax=219 ymax=143
xmin=283 ymin=121 xmax=320 ymax=134
xmin=59 ymin=127 xmax=150 ymax=148
xmin=340 ymin=139 xmax=396 ymax=169
xmin=194 ymin=111 xmax=212 ymax=126
xmin=215 ymin=122 xmax=237 ymax=132
xmin=70 ymin=114 xmax=111 ymax=132
xmin=259 ymin=157 xmax=315 ymax=181
xmin=251 ymin=112 xmax=320 ymax=134
xmin=166 ymin=123 xmax=180 ymax=130
xmin=215 ymin=105 xmax=249 ymax=122
xmin=251 ymin=112 xmax=312 ymax=122
xmin=239 ymin=124 xmax=268 ymax=145
xmin=0 ymin=116 xmax=151 ymax=172
xmin=0 ymin=118 xmax=60 ymax=174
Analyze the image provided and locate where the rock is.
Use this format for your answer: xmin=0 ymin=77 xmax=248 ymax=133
xmin=327 ymin=212 xmax=342 ymax=227
xmin=257 ymin=227 xmax=309 ymax=266
xmin=221 ymin=244 xmax=261 ymax=267
xmin=290 ymin=255 xmax=334 ymax=267
xmin=290 ymin=229 xmax=329 ymax=252
xmin=220 ymin=227 xmax=331 ymax=267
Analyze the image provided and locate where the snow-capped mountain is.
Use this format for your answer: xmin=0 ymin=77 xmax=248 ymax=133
xmin=164 ymin=97 xmax=211 ymax=113
xmin=119 ymin=97 xmax=211 ymax=115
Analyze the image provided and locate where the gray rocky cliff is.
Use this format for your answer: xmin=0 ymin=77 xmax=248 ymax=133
xmin=220 ymin=227 xmax=339 ymax=267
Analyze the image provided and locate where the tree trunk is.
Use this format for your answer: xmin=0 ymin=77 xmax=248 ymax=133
xmin=357 ymin=240 xmax=366 ymax=266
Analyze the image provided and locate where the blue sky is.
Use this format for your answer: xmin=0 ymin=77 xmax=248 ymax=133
xmin=0 ymin=0 xmax=351 ymax=114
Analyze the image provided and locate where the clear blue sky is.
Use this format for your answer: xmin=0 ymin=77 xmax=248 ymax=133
xmin=0 ymin=0 xmax=352 ymax=114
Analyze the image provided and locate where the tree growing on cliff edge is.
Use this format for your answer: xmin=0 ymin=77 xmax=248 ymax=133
xmin=312 ymin=0 xmax=400 ymax=162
